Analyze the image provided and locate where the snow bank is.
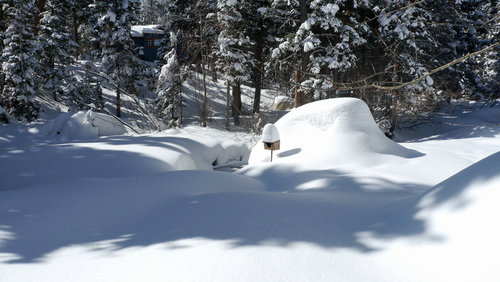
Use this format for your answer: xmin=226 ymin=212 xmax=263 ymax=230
xmin=355 ymin=151 xmax=500 ymax=282
xmin=417 ymin=150 xmax=500 ymax=224
xmin=42 ymin=110 xmax=129 ymax=141
xmin=249 ymin=98 xmax=421 ymax=168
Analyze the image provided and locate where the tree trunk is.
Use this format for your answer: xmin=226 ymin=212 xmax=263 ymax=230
xmin=294 ymin=69 xmax=302 ymax=108
xmin=232 ymin=83 xmax=241 ymax=126
xmin=72 ymin=8 xmax=80 ymax=58
xmin=252 ymin=28 xmax=264 ymax=114
xmin=225 ymin=82 xmax=230 ymax=131
xmin=294 ymin=0 xmax=309 ymax=108
xmin=210 ymin=55 xmax=217 ymax=82
xmin=201 ymin=61 xmax=207 ymax=127
xmin=179 ymin=81 xmax=183 ymax=127
xmin=116 ymin=86 xmax=121 ymax=117
xmin=33 ymin=0 xmax=47 ymax=35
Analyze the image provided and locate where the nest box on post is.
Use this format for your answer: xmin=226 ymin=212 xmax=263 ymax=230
xmin=262 ymin=123 xmax=280 ymax=161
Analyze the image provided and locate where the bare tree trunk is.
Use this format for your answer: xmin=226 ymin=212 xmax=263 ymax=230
xmin=232 ymin=83 xmax=241 ymax=126
xmin=72 ymin=8 xmax=79 ymax=58
xmin=211 ymin=55 xmax=217 ymax=82
xmin=252 ymin=32 xmax=264 ymax=113
xmin=225 ymin=82 xmax=230 ymax=131
xmin=294 ymin=69 xmax=302 ymax=108
xmin=179 ymin=81 xmax=183 ymax=127
xmin=294 ymin=0 xmax=309 ymax=108
xmin=0 ymin=72 xmax=4 ymax=96
xmin=201 ymin=63 xmax=208 ymax=127
xmin=199 ymin=16 xmax=208 ymax=127
xmin=116 ymin=85 xmax=121 ymax=117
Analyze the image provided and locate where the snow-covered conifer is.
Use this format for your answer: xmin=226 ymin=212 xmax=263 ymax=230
xmin=0 ymin=0 xmax=40 ymax=122
xmin=92 ymin=0 xmax=141 ymax=117
xmin=217 ymin=0 xmax=255 ymax=125
xmin=155 ymin=46 xmax=182 ymax=127
xmin=39 ymin=0 xmax=76 ymax=101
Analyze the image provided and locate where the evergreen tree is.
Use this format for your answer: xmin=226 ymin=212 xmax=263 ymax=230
xmin=0 ymin=0 xmax=40 ymax=123
xmin=39 ymin=0 xmax=76 ymax=101
xmin=67 ymin=0 xmax=93 ymax=58
xmin=64 ymin=62 xmax=104 ymax=111
xmin=163 ymin=0 xmax=218 ymax=127
xmin=216 ymin=0 xmax=255 ymax=125
xmin=0 ymin=0 xmax=9 ymax=99
xmin=245 ymin=0 xmax=273 ymax=114
xmin=139 ymin=0 xmax=169 ymax=24
xmin=155 ymin=45 xmax=183 ymax=127
xmin=453 ymin=0 xmax=500 ymax=102
xmin=92 ymin=0 xmax=141 ymax=117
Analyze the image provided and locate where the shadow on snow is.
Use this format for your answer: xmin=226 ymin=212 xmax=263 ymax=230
xmin=1 ymin=135 xmax=499 ymax=264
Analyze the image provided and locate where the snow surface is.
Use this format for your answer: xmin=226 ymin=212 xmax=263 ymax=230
xmin=42 ymin=110 xmax=130 ymax=141
xmin=249 ymin=98 xmax=420 ymax=166
xmin=1 ymin=98 xmax=500 ymax=281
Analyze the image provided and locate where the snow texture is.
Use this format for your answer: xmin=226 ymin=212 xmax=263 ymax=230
xmin=1 ymin=99 xmax=500 ymax=282
xmin=249 ymin=97 xmax=421 ymax=166
xmin=261 ymin=123 xmax=280 ymax=143
xmin=42 ymin=110 xmax=129 ymax=141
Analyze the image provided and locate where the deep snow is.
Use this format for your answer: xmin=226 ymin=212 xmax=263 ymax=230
xmin=1 ymin=98 xmax=500 ymax=281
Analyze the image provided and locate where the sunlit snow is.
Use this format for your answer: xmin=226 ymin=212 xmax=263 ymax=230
xmin=1 ymin=98 xmax=499 ymax=282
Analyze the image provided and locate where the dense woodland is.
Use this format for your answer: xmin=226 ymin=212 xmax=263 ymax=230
xmin=0 ymin=0 xmax=499 ymax=134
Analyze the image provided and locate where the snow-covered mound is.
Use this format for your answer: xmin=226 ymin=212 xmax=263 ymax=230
xmin=356 ymin=151 xmax=500 ymax=281
xmin=416 ymin=151 xmax=500 ymax=236
xmin=0 ymin=124 xmax=251 ymax=191
xmin=42 ymin=110 xmax=129 ymax=141
xmin=249 ymin=97 xmax=421 ymax=168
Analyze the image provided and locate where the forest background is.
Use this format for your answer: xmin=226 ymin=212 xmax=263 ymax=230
xmin=0 ymin=0 xmax=498 ymax=135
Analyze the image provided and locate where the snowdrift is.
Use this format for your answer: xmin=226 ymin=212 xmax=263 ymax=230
xmin=416 ymin=151 xmax=500 ymax=235
xmin=0 ymin=124 xmax=251 ymax=191
xmin=42 ymin=110 xmax=129 ymax=141
xmin=249 ymin=98 xmax=421 ymax=168
xmin=357 ymin=151 xmax=500 ymax=282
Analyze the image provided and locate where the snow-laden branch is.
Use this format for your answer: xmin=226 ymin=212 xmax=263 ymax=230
xmin=368 ymin=42 xmax=500 ymax=91
xmin=308 ymin=42 xmax=500 ymax=92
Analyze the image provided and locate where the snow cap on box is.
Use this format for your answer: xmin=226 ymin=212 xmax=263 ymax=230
xmin=262 ymin=123 xmax=280 ymax=143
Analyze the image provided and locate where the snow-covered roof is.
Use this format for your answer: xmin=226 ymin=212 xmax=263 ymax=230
xmin=131 ymin=25 xmax=164 ymax=37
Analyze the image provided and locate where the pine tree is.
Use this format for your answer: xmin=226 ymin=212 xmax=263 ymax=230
xmin=0 ymin=0 xmax=40 ymax=123
xmin=217 ymin=0 xmax=255 ymax=125
xmin=268 ymin=0 xmax=309 ymax=107
xmin=65 ymin=62 xmax=104 ymax=111
xmin=453 ymin=0 xmax=500 ymax=102
xmin=67 ymin=0 xmax=93 ymax=58
xmin=93 ymin=0 xmax=140 ymax=117
xmin=139 ymin=0 xmax=169 ymax=24
xmin=245 ymin=0 xmax=272 ymax=114
xmin=0 ymin=0 xmax=9 ymax=100
xmin=39 ymin=0 xmax=76 ymax=102
xmin=163 ymin=0 xmax=218 ymax=127
xmin=155 ymin=45 xmax=183 ymax=127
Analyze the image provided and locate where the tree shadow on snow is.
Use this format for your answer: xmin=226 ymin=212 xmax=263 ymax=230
xmin=1 ymin=150 xmax=499 ymax=264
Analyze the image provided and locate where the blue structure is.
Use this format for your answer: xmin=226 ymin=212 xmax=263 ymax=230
xmin=131 ymin=25 xmax=165 ymax=62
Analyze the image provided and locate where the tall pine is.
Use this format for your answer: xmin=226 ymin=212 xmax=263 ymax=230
xmin=217 ymin=0 xmax=254 ymax=125
xmin=39 ymin=0 xmax=76 ymax=102
xmin=93 ymin=0 xmax=140 ymax=117
xmin=1 ymin=0 xmax=40 ymax=123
